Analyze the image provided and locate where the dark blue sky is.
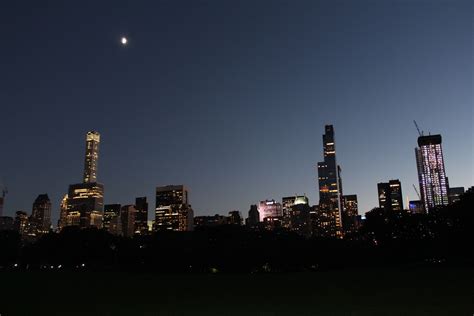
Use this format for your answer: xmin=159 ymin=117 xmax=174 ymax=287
xmin=1 ymin=0 xmax=472 ymax=223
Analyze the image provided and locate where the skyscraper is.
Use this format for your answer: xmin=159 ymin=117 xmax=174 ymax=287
xmin=64 ymin=131 xmax=104 ymax=229
xmin=14 ymin=211 xmax=29 ymax=235
xmin=121 ymin=205 xmax=136 ymax=238
xmin=342 ymin=194 xmax=359 ymax=235
xmin=154 ymin=185 xmax=193 ymax=232
xmin=415 ymin=135 xmax=449 ymax=212
xmin=377 ymin=180 xmax=404 ymax=212
xmin=317 ymin=125 xmax=343 ymax=238
xmin=30 ymin=194 xmax=52 ymax=234
xmin=83 ymin=131 xmax=100 ymax=183
xmin=134 ymin=197 xmax=149 ymax=234
xmin=103 ymin=204 xmax=121 ymax=233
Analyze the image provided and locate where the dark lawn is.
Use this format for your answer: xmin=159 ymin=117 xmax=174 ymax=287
xmin=1 ymin=267 xmax=473 ymax=315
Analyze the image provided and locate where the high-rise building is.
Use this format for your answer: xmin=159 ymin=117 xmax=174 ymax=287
xmin=64 ymin=131 xmax=104 ymax=229
xmin=121 ymin=205 xmax=136 ymax=238
xmin=282 ymin=196 xmax=308 ymax=229
xmin=83 ymin=131 xmax=100 ymax=183
xmin=154 ymin=185 xmax=193 ymax=232
xmin=257 ymin=200 xmax=283 ymax=222
xmin=66 ymin=182 xmax=104 ymax=228
xmin=30 ymin=194 xmax=52 ymax=234
xmin=286 ymin=196 xmax=311 ymax=237
xmin=448 ymin=187 xmax=465 ymax=204
xmin=134 ymin=197 xmax=149 ymax=234
xmin=342 ymin=194 xmax=359 ymax=235
xmin=246 ymin=204 xmax=260 ymax=227
xmin=317 ymin=125 xmax=343 ymax=238
xmin=57 ymin=194 xmax=69 ymax=231
xmin=377 ymin=180 xmax=404 ymax=212
xmin=415 ymin=135 xmax=449 ymax=212
xmin=14 ymin=211 xmax=29 ymax=235
xmin=103 ymin=204 xmax=121 ymax=233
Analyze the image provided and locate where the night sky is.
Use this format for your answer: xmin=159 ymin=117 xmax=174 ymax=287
xmin=1 ymin=0 xmax=472 ymax=224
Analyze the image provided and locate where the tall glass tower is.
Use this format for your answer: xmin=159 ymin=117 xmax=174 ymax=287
xmin=83 ymin=131 xmax=100 ymax=183
xmin=317 ymin=125 xmax=343 ymax=238
xmin=415 ymin=134 xmax=449 ymax=212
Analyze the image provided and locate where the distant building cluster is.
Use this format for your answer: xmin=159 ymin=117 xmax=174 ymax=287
xmin=0 ymin=125 xmax=469 ymax=240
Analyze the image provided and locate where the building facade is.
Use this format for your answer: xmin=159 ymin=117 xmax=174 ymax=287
xmin=134 ymin=197 xmax=149 ymax=234
xmin=415 ymin=135 xmax=449 ymax=212
xmin=154 ymin=185 xmax=193 ymax=232
xmin=377 ymin=180 xmax=404 ymax=212
xmin=317 ymin=125 xmax=344 ymax=238
xmin=448 ymin=187 xmax=465 ymax=204
xmin=30 ymin=194 xmax=52 ymax=234
xmin=121 ymin=205 xmax=136 ymax=238
xmin=342 ymin=194 xmax=359 ymax=235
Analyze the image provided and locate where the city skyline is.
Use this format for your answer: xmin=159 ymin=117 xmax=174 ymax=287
xmin=0 ymin=125 xmax=470 ymax=227
xmin=1 ymin=1 xmax=472 ymax=222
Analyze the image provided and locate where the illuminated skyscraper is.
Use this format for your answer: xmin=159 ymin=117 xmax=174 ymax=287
xmin=154 ymin=185 xmax=193 ymax=232
xmin=30 ymin=194 xmax=52 ymax=234
xmin=285 ymin=196 xmax=311 ymax=237
xmin=342 ymin=194 xmax=359 ymax=235
xmin=83 ymin=131 xmax=100 ymax=183
xmin=104 ymin=204 xmax=121 ymax=233
xmin=377 ymin=180 xmax=404 ymax=212
xmin=415 ymin=135 xmax=449 ymax=212
xmin=317 ymin=125 xmax=343 ymax=238
xmin=64 ymin=131 xmax=104 ymax=229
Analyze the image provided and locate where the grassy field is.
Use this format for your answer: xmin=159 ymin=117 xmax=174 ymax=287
xmin=0 ymin=267 xmax=473 ymax=315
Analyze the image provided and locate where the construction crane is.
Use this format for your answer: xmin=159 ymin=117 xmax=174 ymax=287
xmin=412 ymin=184 xmax=421 ymax=200
xmin=413 ymin=120 xmax=423 ymax=136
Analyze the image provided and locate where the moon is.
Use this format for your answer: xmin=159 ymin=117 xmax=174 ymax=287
xmin=121 ymin=37 xmax=128 ymax=45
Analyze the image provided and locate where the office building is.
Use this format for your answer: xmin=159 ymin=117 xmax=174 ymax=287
xmin=14 ymin=211 xmax=29 ymax=235
xmin=121 ymin=205 xmax=136 ymax=238
xmin=134 ymin=197 xmax=149 ymax=234
xmin=448 ymin=187 xmax=465 ymax=204
xmin=30 ymin=194 xmax=52 ymax=234
xmin=342 ymin=194 xmax=359 ymax=235
xmin=415 ymin=134 xmax=449 ymax=212
xmin=317 ymin=125 xmax=344 ymax=238
xmin=257 ymin=199 xmax=283 ymax=222
xmin=154 ymin=185 xmax=193 ymax=232
xmin=103 ymin=204 xmax=121 ymax=233
xmin=377 ymin=180 xmax=404 ymax=212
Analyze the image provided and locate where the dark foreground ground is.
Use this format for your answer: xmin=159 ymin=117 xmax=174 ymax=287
xmin=1 ymin=267 xmax=473 ymax=316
